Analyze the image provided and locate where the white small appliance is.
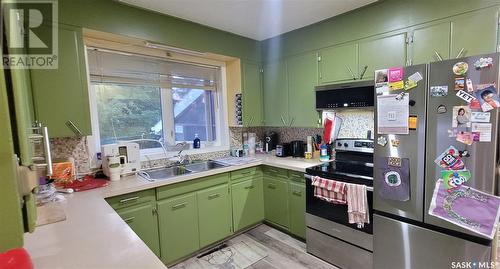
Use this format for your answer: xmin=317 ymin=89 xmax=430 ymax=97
xmin=101 ymin=142 xmax=141 ymax=177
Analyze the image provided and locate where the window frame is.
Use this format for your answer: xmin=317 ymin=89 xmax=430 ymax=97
xmin=85 ymin=46 xmax=230 ymax=167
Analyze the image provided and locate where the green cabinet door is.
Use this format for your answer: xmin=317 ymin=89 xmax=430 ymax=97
xmin=263 ymin=61 xmax=288 ymax=126
xmin=451 ymin=8 xmax=499 ymax=58
xmin=231 ymin=178 xmax=264 ymax=231
xmin=263 ymin=177 xmax=289 ymax=228
xmin=411 ymin=22 xmax=451 ymax=65
xmin=116 ymin=203 xmax=161 ymax=257
xmin=359 ymin=33 xmax=407 ymax=80
xmin=30 ymin=24 xmax=91 ymax=138
xmin=319 ymin=43 xmax=358 ymax=84
xmin=288 ymin=182 xmax=306 ymax=239
xmin=197 ymin=184 xmax=232 ymax=248
xmin=242 ymin=61 xmax=263 ymax=127
xmin=287 ymin=52 xmax=319 ymax=128
xmin=157 ymin=193 xmax=199 ymax=264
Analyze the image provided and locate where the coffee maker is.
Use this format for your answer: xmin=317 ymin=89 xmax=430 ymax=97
xmin=264 ymin=131 xmax=278 ymax=153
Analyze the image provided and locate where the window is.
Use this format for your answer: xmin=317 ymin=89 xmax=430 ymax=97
xmin=87 ymin=48 xmax=229 ymax=158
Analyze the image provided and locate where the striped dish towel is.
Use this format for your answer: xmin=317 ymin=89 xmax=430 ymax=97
xmin=311 ymin=176 xmax=347 ymax=204
xmin=346 ymin=183 xmax=370 ymax=228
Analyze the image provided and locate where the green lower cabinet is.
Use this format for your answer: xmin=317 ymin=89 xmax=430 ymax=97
xmin=263 ymin=177 xmax=289 ymax=228
xmin=288 ymin=182 xmax=306 ymax=239
xmin=157 ymin=193 xmax=199 ymax=264
xmin=116 ymin=203 xmax=161 ymax=257
xmin=231 ymin=178 xmax=264 ymax=231
xmin=197 ymin=184 xmax=232 ymax=248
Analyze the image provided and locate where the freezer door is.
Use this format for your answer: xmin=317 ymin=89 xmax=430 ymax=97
xmin=425 ymin=53 xmax=500 ymax=235
xmin=374 ymin=214 xmax=492 ymax=269
xmin=373 ymin=64 xmax=427 ymax=222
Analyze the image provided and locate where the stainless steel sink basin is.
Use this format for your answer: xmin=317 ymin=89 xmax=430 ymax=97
xmin=185 ymin=160 xmax=228 ymax=172
xmin=139 ymin=166 xmax=192 ymax=181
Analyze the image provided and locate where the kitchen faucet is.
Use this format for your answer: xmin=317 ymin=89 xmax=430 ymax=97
xmin=174 ymin=142 xmax=190 ymax=165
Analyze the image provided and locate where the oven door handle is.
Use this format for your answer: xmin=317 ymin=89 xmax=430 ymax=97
xmin=305 ymin=174 xmax=373 ymax=192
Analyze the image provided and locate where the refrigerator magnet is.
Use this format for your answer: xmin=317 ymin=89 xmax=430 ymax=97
xmin=452 ymin=62 xmax=468 ymax=75
xmin=389 ymin=80 xmax=404 ymax=91
xmin=375 ymin=69 xmax=389 ymax=86
xmin=388 ymin=157 xmax=402 ymax=167
xmin=434 ymin=146 xmax=465 ymax=170
xmin=377 ymin=136 xmax=388 ymax=146
xmin=466 ymin=78 xmax=474 ymax=93
xmin=390 ymin=138 xmax=400 ymax=147
xmin=441 ymin=170 xmax=471 ymax=192
xmin=408 ymin=72 xmax=423 ymax=83
xmin=454 ymin=77 xmax=465 ymax=91
xmin=474 ymin=57 xmax=493 ymax=69
xmin=388 ymin=67 xmax=404 ymax=82
xmin=376 ymin=157 xmax=410 ymax=201
xmin=430 ymin=86 xmax=448 ymax=97
xmin=436 ymin=104 xmax=447 ymax=114
xmin=408 ymin=115 xmax=418 ymax=130
xmin=456 ymin=90 xmax=476 ymax=103
xmin=452 ymin=106 xmax=471 ymax=128
xmin=470 ymin=112 xmax=491 ymax=122
xmin=473 ymin=85 xmax=500 ymax=112
xmin=404 ymin=80 xmax=417 ymax=91
xmin=471 ymin=123 xmax=492 ymax=142
xmin=456 ymin=132 xmax=474 ymax=145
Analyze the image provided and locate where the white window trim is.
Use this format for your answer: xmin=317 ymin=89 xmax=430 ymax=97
xmin=85 ymin=46 xmax=230 ymax=168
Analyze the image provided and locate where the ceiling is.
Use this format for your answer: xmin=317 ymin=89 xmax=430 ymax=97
xmin=118 ymin=0 xmax=377 ymax=41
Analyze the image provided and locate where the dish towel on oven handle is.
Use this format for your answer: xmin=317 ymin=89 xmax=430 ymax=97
xmin=311 ymin=176 xmax=347 ymax=204
xmin=346 ymin=183 xmax=370 ymax=228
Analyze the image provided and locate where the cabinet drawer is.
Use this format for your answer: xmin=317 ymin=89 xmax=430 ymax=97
xmin=157 ymin=173 xmax=229 ymax=200
xmin=288 ymin=171 xmax=305 ymax=183
xmin=262 ymin=166 xmax=288 ymax=179
xmin=230 ymin=166 xmax=262 ymax=181
xmin=106 ymin=189 xmax=155 ymax=210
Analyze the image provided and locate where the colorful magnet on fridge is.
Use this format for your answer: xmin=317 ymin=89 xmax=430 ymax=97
xmin=474 ymin=57 xmax=493 ymax=69
xmin=404 ymin=80 xmax=417 ymax=91
xmin=441 ymin=170 xmax=471 ymax=192
xmin=458 ymin=150 xmax=470 ymax=158
xmin=466 ymin=78 xmax=474 ymax=93
xmin=453 ymin=62 xmax=469 ymax=75
xmin=437 ymin=104 xmax=447 ymax=114
xmin=408 ymin=72 xmax=423 ymax=83
xmin=384 ymin=171 xmax=402 ymax=187
xmin=456 ymin=131 xmax=474 ymax=145
xmin=434 ymin=146 xmax=465 ymax=170
xmin=395 ymin=92 xmax=407 ymax=100
xmin=388 ymin=67 xmax=404 ymax=82
xmin=389 ymin=80 xmax=404 ymax=91
xmin=390 ymin=139 xmax=400 ymax=147
xmin=388 ymin=157 xmax=402 ymax=167
xmin=454 ymin=77 xmax=465 ymax=91
xmin=377 ymin=136 xmax=388 ymax=146
xmin=456 ymin=90 xmax=476 ymax=103
xmin=430 ymin=86 xmax=448 ymax=97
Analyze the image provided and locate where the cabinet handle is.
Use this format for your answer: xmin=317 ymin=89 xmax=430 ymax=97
xmin=434 ymin=51 xmax=443 ymax=61
xmin=288 ymin=117 xmax=295 ymax=127
xmin=455 ymin=47 xmax=465 ymax=59
xmin=280 ymin=115 xmax=286 ymax=126
xmin=119 ymin=196 xmax=140 ymax=203
xmin=241 ymin=171 xmax=252 ymax=175
xmin=123 ymin=217 xmax=135 ymax=223
xmin=208 ymin=193 xmax=220 ymax=200
xmin=172 ymin=202 xmax=187 ymax=210
xmin=292 ymin=191 xmax=303 ymax=196
xmin=267 ymin=183 xmax=276 ymax=189
xmin=359 ymin=65 xmax=368 ymax=80
xmin=66 ymin=120 xmax=83 ymax=137
xmin=346 ymin=65 xmax=356 ymax=80
xmin=244 ymin=185 xmax=254 ymax=189
xmin=268 ymin=169 xmax=278 ymax=173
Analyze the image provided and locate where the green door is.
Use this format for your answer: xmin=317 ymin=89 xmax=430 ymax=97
xmin=30 ymin=24 xmax=91 ymax=138
xmin=231 ymin=178 xmax=264 ymax=231
xmin=411 ymin=22 xmax=451 ymax=65
xmin=197 ymin=184 xmax=232 ymax=247
xmin=263 ymin=61 xmax=288 ymax=126
xmin=287 ymin=52 xmax=319 ymax=128
xmin=319 ymin=43 xmax=358 ymax=84
xmin=359 ymin=33 xmax=407 ymax=80
xmin=451 ymin=8 xmax=499 ymax=58
xmin=242 ymin=61 xmax=263 ymax=127
xmin=157 ymin=193 xmax=199 ymax=264
xmin=263 ymin=177 xmax=289 ymax=228
xmin=288 ymin=182 xmax=306 ymax=239
xmin=116 ymin=203 xmax=160 ymax=257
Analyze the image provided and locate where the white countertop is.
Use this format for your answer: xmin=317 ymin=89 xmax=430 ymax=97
xmin=24 ymin=154 xmax=322 ymax=269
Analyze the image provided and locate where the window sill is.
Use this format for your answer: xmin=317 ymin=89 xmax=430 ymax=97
xmin=140 ymin=145 xmax=229 ymax=162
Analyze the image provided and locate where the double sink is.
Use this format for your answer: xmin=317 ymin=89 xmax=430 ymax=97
xmin=139 ymin=160 xmax=228 ymax=181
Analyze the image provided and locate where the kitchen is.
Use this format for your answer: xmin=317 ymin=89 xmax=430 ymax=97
xmin=1 ymin=0 xmax=500 ymax=269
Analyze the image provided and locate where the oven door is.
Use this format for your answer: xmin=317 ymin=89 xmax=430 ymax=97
xmin=305 ymin=174 xmax=373 ymax=234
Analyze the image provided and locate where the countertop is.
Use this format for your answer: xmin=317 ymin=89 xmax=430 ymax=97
xmin=24 ymin=154 xmax=322 ymax=269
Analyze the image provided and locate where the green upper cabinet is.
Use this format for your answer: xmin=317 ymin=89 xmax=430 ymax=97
xmin=242 ymin=61 xmax=263 ymax=127
xmin=197 ymin=184 xmax=232 ymax=248
xmin=157 ymin=193 xmax=199 ymax=264
xmin=288 ymin=181 xmax=306 ymax=239
xmin=318 ymin=43 xmax=359 ymax=84
xmin=411 ymin=22 xmax=451 ymax=65
xmin=263 ymin=177 xmax=289 ymax=228
xmin=231 ymin=178 xmax=264 ymax=231
xmin=287 ymin=52 xmax=319 ymax=128
xmin=358 ymin=33 xmax=407 ymax=79
xmin=263 ymin=61 xmax=288 ymax=126
xmin=451 ymin=8 xmax=499 ymax=58
xmin=116 ymin=203 xmax=160 ymax=257
xmin=30 ymin=24 xmax=91 ymax=138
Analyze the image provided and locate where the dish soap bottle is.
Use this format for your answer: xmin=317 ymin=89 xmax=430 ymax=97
xmin=193 ymin=134 xmax=201 ymax=149
xmin=320 ymin=143 xmax=329 ymax=162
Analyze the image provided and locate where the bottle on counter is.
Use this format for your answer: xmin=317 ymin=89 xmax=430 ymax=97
xmin=193 ymin=133 xmax=201 ymax=149
xmin=320 ymin=143 xmax=329 ymax=162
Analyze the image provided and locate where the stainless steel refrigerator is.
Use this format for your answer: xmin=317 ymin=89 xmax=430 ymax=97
xmin=374 ymin=53 xmax=500 ymax=269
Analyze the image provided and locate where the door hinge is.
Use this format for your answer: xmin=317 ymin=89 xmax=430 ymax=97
xmin=405 ymin=35 xmax=414 ymax=44
xmin=260 ymin=68 xmax=264 ymax=73
xmin=317 ymin=55 xmax=322 ymax=62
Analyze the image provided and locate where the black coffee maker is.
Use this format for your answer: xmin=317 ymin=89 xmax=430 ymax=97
xmin=264 ymin=131 xmax=278 ymax=152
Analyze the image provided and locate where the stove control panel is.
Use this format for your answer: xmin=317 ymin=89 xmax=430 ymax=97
xmin=335 ymin=139 xmax=374 ymax=153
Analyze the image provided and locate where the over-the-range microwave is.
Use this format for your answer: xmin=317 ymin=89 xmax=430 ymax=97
xmin=315 ymin=80 xmax=374 ymax=109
